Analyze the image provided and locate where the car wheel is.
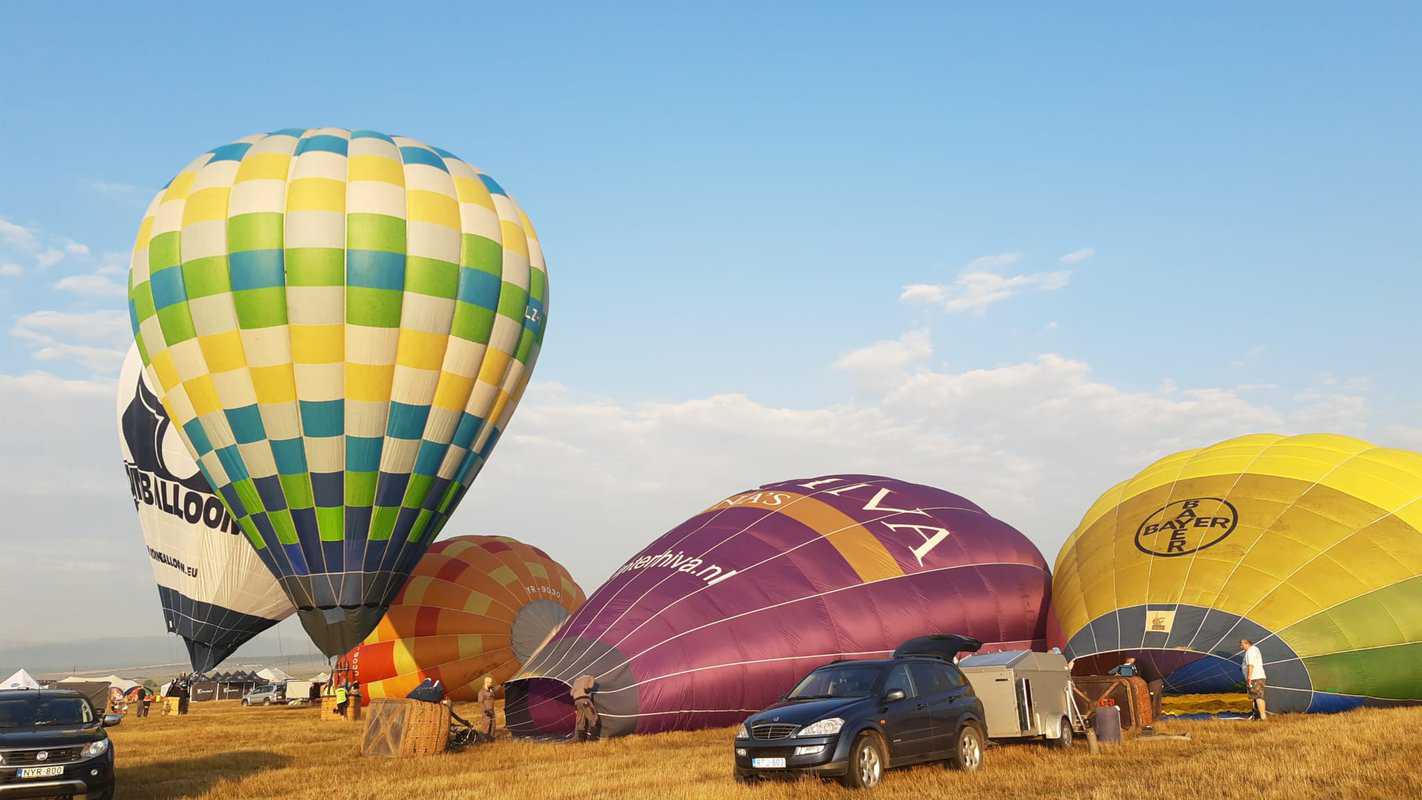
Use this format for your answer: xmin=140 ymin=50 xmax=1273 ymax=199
xmin=840 ymin=732 xmax=885 ymax=789
xmin=733 ymin=768 xmax=755 ymax=784
xmin=950 ymin=724 xmax=984 ymax=772
xmin=1051 ymin=716 xmax=1073 ymax=749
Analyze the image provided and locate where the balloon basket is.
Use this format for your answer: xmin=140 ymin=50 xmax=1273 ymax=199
xmin=161 ymin=697 xmax=188 ymax=716
xmin=321 ymin=695 xmax=362 ymax=723
xmin=361 ymin=698 xmax=451 ymax=757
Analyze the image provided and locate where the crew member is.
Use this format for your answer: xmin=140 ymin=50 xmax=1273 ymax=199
xmin=1240 ymin=639 xmax=1267 ymax=721
xmin=1108 ymin=656 xmax=1139 ymax=678
xmin=570 ymin=674 xmax=599 ymax=742
xmin=477 ymin=676 xmax=497 ymax=742
xmin=334 ymin=683 xmax=349 ymax=718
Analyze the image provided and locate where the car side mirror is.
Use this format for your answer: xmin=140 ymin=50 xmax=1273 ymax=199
xmin=102 ymin=714 xmax=122 ymax=727
xmin=884 ymin=689 xmax=906 ymax=703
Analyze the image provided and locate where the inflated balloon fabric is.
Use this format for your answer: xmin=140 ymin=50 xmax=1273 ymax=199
xmin=126 ymin=129 xmax=548 ymax=655
xmin=506 ymin=475 xmax=1051 ymax=737
xmin=1053 ymin=433 xmax=1422 ymax=713
xmin=349 ymin=535 xmax=585 ymax=702
xmin=119 ymin=345 xmax=294 ymax=671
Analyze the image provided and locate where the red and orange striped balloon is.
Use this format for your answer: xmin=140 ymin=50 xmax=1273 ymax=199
xmin=349 ymin=535 xmax=585 ymax=701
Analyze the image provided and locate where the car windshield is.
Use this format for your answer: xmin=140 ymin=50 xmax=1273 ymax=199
xmin=787 ymin=665 xmax=882 ymax=699
xmin=0 ymin=696 xmax=94 ymax=728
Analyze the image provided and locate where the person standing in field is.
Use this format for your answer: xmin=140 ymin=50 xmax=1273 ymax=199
xmin=1240 ymin=639 xmax=1267 ymax=720
xmin=477 ymin=676 xmax=497 ymax=742
xmin=334 ymin=683 xmax=349 ymax=718
xmin=1108 ymin=656 xmax=1139 ymax=678
xmin=570 ymin=674 xmax=599 ymax=742
xmin=1137 ymin=657 xmax=1165 ymax=724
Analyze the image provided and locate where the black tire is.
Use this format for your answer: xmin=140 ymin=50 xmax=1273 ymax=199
xmin=733 ymin=768 xmax=756 ymax=784
xmin=949 ymin=724 xmax=984 ymax=772
xmin=839 ymin=732 xmax=885 ymax=789
xmin=1051 ymin=717 xmax=1073 ymax=749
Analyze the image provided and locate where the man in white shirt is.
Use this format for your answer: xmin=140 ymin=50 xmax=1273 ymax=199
xmin=1239 ymin=638 xmax=1267 ymax=721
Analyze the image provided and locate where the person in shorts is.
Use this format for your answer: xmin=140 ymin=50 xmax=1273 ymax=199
xmin=1240 ymin=638 xmax=1267 ymax=720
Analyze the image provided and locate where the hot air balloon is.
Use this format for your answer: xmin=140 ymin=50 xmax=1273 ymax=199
xmin=1053 ymin=433 xmax=1422 ymax=713
xmin=348 ymin=535 xmax=585 ymax=702
xmin=126 ymin=128 xmax=548 ymax=655
xmin=118 ymin=345 xmax=294 ymax=671
xmin=505 ymin=474 xmax=1052 ymax=737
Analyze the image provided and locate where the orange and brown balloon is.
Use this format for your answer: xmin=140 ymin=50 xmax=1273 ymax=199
xmin=348 ymin=535 xmax=585 ymax=702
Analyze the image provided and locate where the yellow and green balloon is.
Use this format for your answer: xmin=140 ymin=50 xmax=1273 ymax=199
xmin=1054 ymin=433 xmax=1422 ymax=712
xmin=127 ymin=128 xmax=547 ymax=655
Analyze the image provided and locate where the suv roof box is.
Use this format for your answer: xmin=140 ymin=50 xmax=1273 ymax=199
xmin=893 ymin=634 xmax=983 ymax=662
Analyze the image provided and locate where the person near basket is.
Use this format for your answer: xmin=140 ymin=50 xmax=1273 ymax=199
xmin=1240 ymin=638 xmax=1268 ymax=721
xmin=334 ymin=683 xmax=349 ymax=717
xmin=477 ymin=676 xmax=497 ymax=742
xmin=570 ymin=674 xmax=599 ymax=742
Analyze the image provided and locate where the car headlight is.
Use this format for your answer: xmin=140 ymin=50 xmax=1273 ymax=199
xmin=83 ymin=739 xmax=109 ymax=759
xmin=736 ymin=722 xmax=750 ymax=739
xmin=797 ymin=718 xmax=844 ymax=737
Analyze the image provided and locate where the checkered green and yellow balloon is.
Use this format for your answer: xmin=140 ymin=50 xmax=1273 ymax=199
xmin=126 ymin=128 xmax=548 ymax=656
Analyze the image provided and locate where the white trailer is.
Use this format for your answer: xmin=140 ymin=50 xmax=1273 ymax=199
xmin=958 ymin=650 xmax=1080 ymax=746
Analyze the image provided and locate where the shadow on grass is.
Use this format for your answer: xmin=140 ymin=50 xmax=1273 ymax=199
xmin=118 ymin=750 xmax=293 ymax=799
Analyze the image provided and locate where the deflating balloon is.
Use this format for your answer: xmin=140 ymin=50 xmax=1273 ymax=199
xmin=506 ymin=474 xmax=1051 ymax=737
xmin=126 ymin=129 xmax=549 ymax=655
xmin=118 ymin=345 xmax=294 ymax=671
xmin=349 ymin=535 xmax=585 ymax=702
xmin=1053 ymin=433 xmax=1422 ymax=713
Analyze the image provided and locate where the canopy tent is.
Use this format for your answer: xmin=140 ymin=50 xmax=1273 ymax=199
xmin=256 ymin=667 xmax=291 ymax=683
xmin=56 ymin=675 xmax=139 ymax=692
xmin=46 ymin=681 xmax=112 ymax=712
xmin=1 ymin=669 xmax=40 ymax=690
xmin=310 ymin=672 xmax=330 ymax=683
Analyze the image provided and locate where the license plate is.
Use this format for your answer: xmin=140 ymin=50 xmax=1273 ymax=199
xmin=19 ymin=765 xmax=64 ymax=778
xmin=752 ymin=757 xmax=786 ymax=769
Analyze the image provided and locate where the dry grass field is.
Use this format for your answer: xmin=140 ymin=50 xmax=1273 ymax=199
xmin=107 ymin=700 xmax=1422 ymax=800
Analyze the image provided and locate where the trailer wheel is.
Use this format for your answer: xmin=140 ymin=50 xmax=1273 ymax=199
xmin=1051 ymin=716 xmax=1073 ymax=748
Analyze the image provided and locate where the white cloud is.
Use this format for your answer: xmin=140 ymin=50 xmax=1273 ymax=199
xmin=36 ymin=249 xmax=65 ymax=269
xmin=903 ymin=269 xmax=1071 ymax=314
xmin=1059 ymin=247 xmax=1096 ymax=264
xmin=54 ymin=272 xmax=127 ymax=298
xmin=11 ymin=310 xmax=130 ymax=374
xmin=64 ymin=241 xmax=90 ymax=257
xmin=96 ymin=252 xmax=128 ymax=276
xmin=457 ymin=348 xmax=1373 ymax=590
xmin=0 ymin=262 xmax=22 ymax=277
xmin=833 ymin=330 xmax=933 ymax=390
xmin=0 ymin=217 xmax=39 ymax=251
xmin=901 ymin=252 xmax=1073 ymax=315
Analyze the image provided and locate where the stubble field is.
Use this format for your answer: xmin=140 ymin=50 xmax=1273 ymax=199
xmin=107 ymin=700 xmax=1421 ymax=800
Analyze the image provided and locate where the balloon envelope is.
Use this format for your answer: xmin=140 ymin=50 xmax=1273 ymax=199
xmin=349 ymin=535 xmax=585 ymax=702
xmin=506 ymin=474 xmax=1052 ymax=737
xmin=126 ymin=128 xmax=549 ymax=655
xmin=1053 ymin=433 xmax=1422 ymax=712
xmin=118 ymin=345 xmax=294 ymax=671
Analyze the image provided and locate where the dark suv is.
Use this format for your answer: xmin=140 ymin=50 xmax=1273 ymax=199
xmin=0 ymin=689 xmax=119 ymax=800
xmin=734 ymin=635 xmax=987 ymax=789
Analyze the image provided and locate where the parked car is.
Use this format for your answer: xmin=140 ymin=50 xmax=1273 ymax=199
xmin=0 ymin=688 xmax=120 ymax=800
xmin=733 ymin=635 xmax=987 ymax=789
xmin=240 ymin=684 xmax=285 ymax=706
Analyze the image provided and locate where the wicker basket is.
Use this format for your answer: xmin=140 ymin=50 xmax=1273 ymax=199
xmin=321 ymin=694 xmax=363 ymax=722
xmin=361 ymin=698 xmax=451 ymax=757
xmin=161 ymin=697 xmax=187 ymax=716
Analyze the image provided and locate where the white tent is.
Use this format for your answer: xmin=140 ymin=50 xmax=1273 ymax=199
xmin=310 ymin=672 xmax=330 ymax=683
xmin=59 ymin=675 xmax=138 ymax=692
xmin=1 ymin=669 xmax=40 ymax=690
xmin=256 ymin=667 xmax=291 ymax=683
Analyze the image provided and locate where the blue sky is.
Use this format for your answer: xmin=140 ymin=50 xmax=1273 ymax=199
xmin=1 ymin=3 xmax=1418 ymax=653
